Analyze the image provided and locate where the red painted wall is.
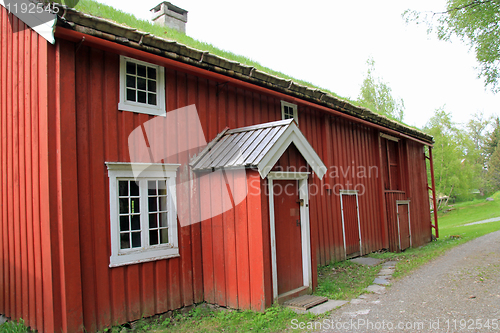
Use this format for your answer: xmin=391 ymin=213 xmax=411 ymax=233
xmin=1 ymin=12 xmax=434 ymax=331
xmin=0 ymin=8 xmax=84 ymax=333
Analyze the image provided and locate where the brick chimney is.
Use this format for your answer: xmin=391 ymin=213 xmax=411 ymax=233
xmin=151 ymin=2 xmax=188 ymax=33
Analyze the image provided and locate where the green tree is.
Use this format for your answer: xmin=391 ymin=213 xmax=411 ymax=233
xmin=358 ymin=58 xmax=405 ymax=122
xmin=404 ymin=0 xmax=500 ymax=92
xmin=485 ymin=116 xmax=500 ymax=158
xmin=486 ymin=146 xmax=500 ymax=192
xmin=425 ymin=108 xmax=480 ymax=200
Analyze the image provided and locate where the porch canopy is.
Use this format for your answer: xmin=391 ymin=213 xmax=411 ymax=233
xmin=190 ymin=119 xmax=327 ymax=179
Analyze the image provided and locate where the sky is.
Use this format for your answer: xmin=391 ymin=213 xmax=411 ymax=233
xmin=95 ymin=0 xmax=500 ymax=129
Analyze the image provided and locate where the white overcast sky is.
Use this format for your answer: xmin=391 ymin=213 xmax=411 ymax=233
xmin=95 ymin=0 xmax=500 ymax=129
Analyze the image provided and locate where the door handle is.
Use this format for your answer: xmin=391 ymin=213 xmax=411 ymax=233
xmin=296 ymin=219 xmax=300 ymax=227
xmin=297 ymin=199 xmax=304 ymax=206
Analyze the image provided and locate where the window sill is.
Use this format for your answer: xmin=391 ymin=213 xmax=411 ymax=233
xmin=118 ymin=102 xmax=166 ymax=117
xmin=109 ymin=251 xmax=180 ymax=268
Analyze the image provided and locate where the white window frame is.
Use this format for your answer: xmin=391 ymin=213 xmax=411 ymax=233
xmin=281 ymin=100 xmax=298 ymax=124
xmin=118 ymin=56 xmax=166 ymax=117
xmin=106 ymin=162 xmax=180 ymax=267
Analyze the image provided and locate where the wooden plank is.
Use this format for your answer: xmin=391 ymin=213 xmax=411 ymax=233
xmin=141 ymin=262 xmax=156 ymax=317
xmin=176 ymin=71 xmax=194 ymax=307
xmin=284 ymin=295 xmax=327 ymax=310
xmin=47 ymin=39 xmax=64 ymax=333
xmin=88 ymin=48 xmax=112 ymax=329
xmin=0 ymin=6 xmax=9 ymax=318
xmin=165 ymin=68 xmax=182 ymax=311
xmin=32 ymin=32 xmax=43 ymax=331
xmin=23 ymin=24 xmax=35 ymax=329
xmin=58 ymin=39 xmax=84 ymax=333
xmin=211 ymin=171 xmax=227 ymax=306
xmin=233 ymin=125 xmax=251 ymax=309
xmin=247 ymin=171 xmax=265 ymax=311
xmin=102 ymin=51 xmax=128 ymax=326
xmin=13 ymin=14 xmax=22 ymax=321
xmin=200 ymin=173 xmax=215 ymax=304
xmin=75 ymin=45 xmax=97 ymax=332
xmin=38 ymin=34 xmax=55 ymax=333
xmin=187 ymin=74 xmax=204 ymax=304
xmin=223 ymin=170 xmax=238 ymax=309
xmin=18 ymin=21 xmax=29 ymax=324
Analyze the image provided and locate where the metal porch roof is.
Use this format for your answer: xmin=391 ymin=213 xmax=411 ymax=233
xmin=190 ymin=119 xmax=327 ymax=179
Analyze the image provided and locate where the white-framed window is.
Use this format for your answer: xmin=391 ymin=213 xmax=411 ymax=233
xmin=106 ymin=162 xmax=180 ymax=267
xmin=118 ymin=56 xmax=166 ymax=116
xmin=281 ymin=100 xmax=298 ymax=124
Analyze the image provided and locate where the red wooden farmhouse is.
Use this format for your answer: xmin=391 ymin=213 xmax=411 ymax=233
xmin=0 ymin=2 xmax=439 ymax=332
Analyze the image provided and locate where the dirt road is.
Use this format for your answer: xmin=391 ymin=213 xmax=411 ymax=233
xmin=315 ymin=230 xmax=500 ymax=332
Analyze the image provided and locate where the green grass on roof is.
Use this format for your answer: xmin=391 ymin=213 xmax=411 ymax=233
xmin=73 ymin=0 xmax=421 ymax=131
xmin=73 ymin=0 xmax=350 ymax=100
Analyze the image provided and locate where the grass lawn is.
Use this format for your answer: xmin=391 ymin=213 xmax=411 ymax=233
xmin=2 ymin=193 xmax=499 ymax=333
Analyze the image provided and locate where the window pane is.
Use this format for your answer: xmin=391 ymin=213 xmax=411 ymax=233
xmin=119 ymin=181 xmax=128 ymax=197
xmin=149 ymin=213 xmax=158 ymax=228
xmin=126 ymin=75 xmax=136 ymax=88
xmin=119 ymin=198 xmax=129 ymax=214
xmin=126 ymin=61 xmax=136 ymax=75
xmin=131 ymin=215 xmax=141 ymax=230
xmin=147 ymin=67 xmax=156 ymax=80
xmin=159 ymin=212 xmax=168 ymax=228
xmin=160 ymin=228 xmax=169 ymax=244
xmin=149 ymin=230 xmax=159 ymax=245
xmin=149 ymin=197 xmax=157 ymax=212
xmin=148 ymin=180 xmax=157 ymax=196
xmin=131 ymin=232 xmax=141 ymax=248
xmin=147 ymin=79 xmax=156 ymax=93
xmin=130 ymin=181 xmax=139 ymax=196
xmin=137 ymin=77 xmax=146 ymax=91
xmin=120 ymin=233 xmax=130 ymax=249
xmin=159 ymin=196 xmax=168 ymax=212
xmin=131 ymin=198 xmax=140 ymax=214
xmin=148 ymin=93 xmax=157 ymax=106
xmin=120 ymin=216 xmax=129 ymax=232
xmin=137 ymin=65 xmax=146 ymax=78
xmin=138 ymin=91 xmax=147 ymax=104
xmin=126 ymin=89 xmax=136 ymax=102
xmin=158 ymin=181 xmax=167 ymax=195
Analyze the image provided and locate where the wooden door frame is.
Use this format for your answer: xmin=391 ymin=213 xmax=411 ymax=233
xmin=340 ymin=190 xmax=362 ymax=259
xmin=396 ymin=200 xmax=412 ymax=250
xmin=267 ymin=171 xmax=312 ymax=301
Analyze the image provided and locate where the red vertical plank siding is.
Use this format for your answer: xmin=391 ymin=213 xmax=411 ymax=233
xmin=176 ymin=72 xmax=194 ymax=308
xmin=165 ymin=68 xmax=182 ymax=312
xmin=54 ymin=40 xmax=84 ymax=332
xmin=261 ymin=178 xmax=273 ymax=309
xmin=223 ymin=170 xmax=239 ymax=309
xmin=75 ymin=45 xmax=98 ymax=332
xmin=247 ymin=171 xmax=266 ymax=311
xmin=187 ymin=75 xmax=204 ymax=304
xmin=234 ymin=170 xmax=250 ymax=309
xmin=1 ymin=13 xmax=436 ymax=328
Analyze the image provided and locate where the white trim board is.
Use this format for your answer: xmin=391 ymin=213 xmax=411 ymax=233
xmin=267 ymin=172 xmax=311 ymax=301
xmin=258 ymin=121 xmax=327 ymax=179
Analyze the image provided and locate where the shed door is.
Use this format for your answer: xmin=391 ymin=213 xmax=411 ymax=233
xmin=341 ymin=194 xmax=361 ymax=258
xmin=397 ymin=203 xmax=411 ymax=250
xmin=274 ymin=180 xmax=303 ymax=295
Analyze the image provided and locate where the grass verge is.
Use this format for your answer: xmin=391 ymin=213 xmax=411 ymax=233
xmin=314 ymin=261 xmax=380 ymax=300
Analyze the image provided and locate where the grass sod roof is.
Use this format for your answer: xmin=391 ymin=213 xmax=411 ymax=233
xmin=56 ymin=0 xmax=433 ymax=143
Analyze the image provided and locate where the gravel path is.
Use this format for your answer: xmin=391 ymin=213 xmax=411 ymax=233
xmin=313 ymin=230 xmax=500 ymax=332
